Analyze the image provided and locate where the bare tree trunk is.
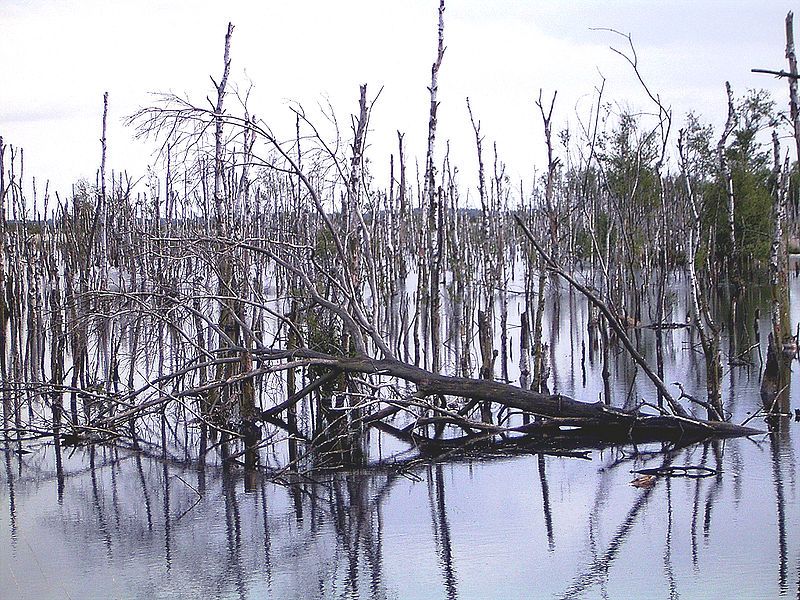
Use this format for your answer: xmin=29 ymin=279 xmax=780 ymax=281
xmin=532 ymin=262 xmax=548 ymax=393
xmin=718 ymin=82 xmax=737 ymax=278
xmin=679 ymin=130 xmax=723 ymax=420
xmin=423 ymin=0 xmax=445 ymax=373
xmin=536 ymin=90 xmax=560 ymax=260
xmin=520 ymin=310 xmax=532 ymax=424
xmin=286 ymin=301 xmax=300 ymax=465
xmin=763 ymin=132 xmax=792 ymax=414
xmin=786 ymin=12 xmax=800 ymax=161
xmin=430 ymin=186 xmax=443 ymax=373
xmin=209 ymin=23 xmax=238 ymax=431
xmin=0 ymin=138 xmax=7 ymax=430
xmin=531 ymin=90 xmax=559 ymax=395
xmin=423 ymin=0 xmax=446 ymax=213
xmin=477 ymin=309 xmax=495 ymax=423
xmin=213 ymin=24 xmax=233 ymax=234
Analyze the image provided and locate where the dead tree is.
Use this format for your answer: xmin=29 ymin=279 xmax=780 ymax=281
xmin=752 ymin=12 xmax=800 ymax=160
xmin=762 ymin=132 xmax=792 ymax=415
xmin=678 ymin=129 xmax=723 ymax=420
xmin=514 ymin=215 xmax=691 ymax=419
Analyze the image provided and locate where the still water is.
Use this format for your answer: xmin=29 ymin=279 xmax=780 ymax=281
xmin=2 ymin=273 xmax=800 ymax=599
xmin=2 ymin=433 xmax=797 ymax=599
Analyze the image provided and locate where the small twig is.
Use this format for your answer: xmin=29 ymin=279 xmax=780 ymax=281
xmin=173 ymin=475 xmax=203 ymax=522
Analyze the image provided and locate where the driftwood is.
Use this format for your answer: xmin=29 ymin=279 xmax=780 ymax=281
xmin=74 ymin=345 xmax=761 ymax=463
xmin=246 ymin=348 xmax=763 ymax=441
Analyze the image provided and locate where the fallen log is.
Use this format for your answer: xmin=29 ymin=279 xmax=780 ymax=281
xmin=249 ymin=348 xmax=764 ymax=440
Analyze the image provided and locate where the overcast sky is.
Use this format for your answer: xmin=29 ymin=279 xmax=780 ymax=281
xmin=0 ymin=0 xmax=795 ymax=208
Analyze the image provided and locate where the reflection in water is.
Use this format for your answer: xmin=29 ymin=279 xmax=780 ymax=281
xmin=702 ymin=442 xmax=724 ymax=540
xmin=537 ymin=453 xmax=555 ymax=551
xmin=3 ymin=275 xmax=800 ymax=598
xmin=133 ymin=441 xmax=153 ymax=532
xmin=558 ymin=452 xmax=675 ymax=600
xmin=561 ymin=484 xmax=656 ymax=599
xmin=3 ymin=439 xmax=15 ymax=546
xmin=690 ymin=444 xmax=708 ymax=567
xmin=429 ymin=464 xmax=458 ymax=600
xmin=663 ymin=478 xmax=678 ymax=600
xmin=162 ymin=418 xmax=172 ymax=571
xmin=89 ymin=446 xmax=113 ymax=559
xmin=1 ymin=437 xmax=800 ymax=599
xmin=54 ymin=433 xmax=65 ymax=503
xmin=222 ymin=471 xmax=247 ymax=600
xmin=771 ymin=422 xmax=792 ymax=595
xmin=259 ymin=476 xmax=274 ymax=593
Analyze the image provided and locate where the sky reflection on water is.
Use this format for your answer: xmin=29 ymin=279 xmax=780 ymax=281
xmin=1 ymin=427 xmax=798 ymax=599
xmin=2 ymin=273 xmax=800 ymax=599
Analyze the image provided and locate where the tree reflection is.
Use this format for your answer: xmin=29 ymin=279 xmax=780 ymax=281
xmin=537 ymin=453 xmax=555 ymax=551
xmin=770 ymin=420 xmax=792 ymax=594
xmin=428 ymin=464 xmax=458 ymax=600
xmin=560 ymin=451 xmax=676 ymax=599
xmin=1 ymin=427 xmax=798 ymax=599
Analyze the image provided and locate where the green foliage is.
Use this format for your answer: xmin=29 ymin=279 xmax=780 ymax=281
xmin=597 ymin=112 xmax=660 ymax=211
xmin=313 ymin=227 xmax=338 ymax=262
xmin=305 ymin=303 xmax=345 ymax=396
xmin=681 ymin=113 xmax=716 ymax=182
xmin=595 ymin=210 xmax=614 ymax=252
xmin=683 ymin=89 xmax=779 ymax=265
xmin=723 ymin=90 xmax=776 ymax=263
xmin=573 ymin=225 xmax=593 ymax=260
xmin=305 ymin=303 xmax=342 ymax=355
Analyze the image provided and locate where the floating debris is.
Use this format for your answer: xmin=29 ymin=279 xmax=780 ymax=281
xmin=630 ymin=474 xmax=657 ymax=488
xmin=633 ymin=465 xmax=717 ymax=479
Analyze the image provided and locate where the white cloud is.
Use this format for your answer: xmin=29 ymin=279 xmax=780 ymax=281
xmin=0 ymin=0 xmax=794 ymax=202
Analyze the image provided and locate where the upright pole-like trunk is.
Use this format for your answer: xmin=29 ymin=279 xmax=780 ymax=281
xmin=424 ymin=1 xmax=445 ymax=372
xmin=718 ymin=82 xmax=737 ymax=278
xmin=785 ymin=12 xmax=800 ymax=162
xmin=477 ymin=309 xmax=495 ymax=423
xmin=679 ymin=131 xmax=723 ymax=420
xmin=763 ymin=132 xmax=792 ymax=415
xmin=0 ymin=138 xmax=7 ymax=430
xmin=532 ymin=262 xmax=548 ymax=393
xmin=430 ymin=186 xmax=443 ymax=373
xmin=209 ymin=23 xmax=238 ymax=431
xmin=531 ymin=90 xmax=559 ymax=394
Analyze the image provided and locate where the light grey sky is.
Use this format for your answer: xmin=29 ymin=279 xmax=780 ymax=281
xmin=0 ymin=0 xmax=794 ymax=208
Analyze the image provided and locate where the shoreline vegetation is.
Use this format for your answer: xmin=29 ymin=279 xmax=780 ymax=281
xmin=3 ymin=5 xmax=800 ymax=479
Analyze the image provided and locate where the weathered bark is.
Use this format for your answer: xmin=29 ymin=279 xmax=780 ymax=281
xmin=422 ymin=0 xmax=446 ymax=376
xmin=519 ymin=311 xmax=531 ymax=392
xmin=423 ymin=0 xmax=446 ymax=213
xmin=514 ymin=214 xmax=690 ymax=418
xmin=430 ymin=186 xmax=443 ymax=373
xmin=0 ymin=138 xmax=6 ymax=430
xmin=718 ymin=81 xmax=737 ymax=274
xmin=786 ymin=12 xmax=800 ymax=161
xmin=532 ymin=264 xmax=548 ymax=393
xmin=536 ymin=89 xmax=560 ymax=260
xmin=679 ymin=128 xmax=723 ymax=420
xmin=246 ymin=348 xmax=761 ymax=440
xmin=213 ymin=24 xmax=234 ymax=233
xmin=208 ymin=23 xmax=241 ymax=430
xmin=477 ymin=308 xmax=495 ymax=423
xmin=763 ymin=132 xmax=792 ymax=414
xmin=770 ymin=131 xmax=792 ymax=348
xmin=285 ymin=301 xmax=300 ymax=464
